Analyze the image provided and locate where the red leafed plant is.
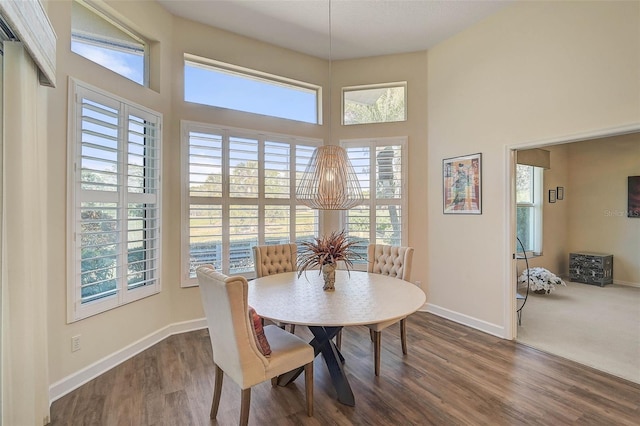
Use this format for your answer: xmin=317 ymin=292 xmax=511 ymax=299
xmin=297 ymin=230 xmax=362 ymax=277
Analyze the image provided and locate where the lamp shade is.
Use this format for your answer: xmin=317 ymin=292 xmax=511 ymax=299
xmin=296 ymin=145 xmax=364 ymax=210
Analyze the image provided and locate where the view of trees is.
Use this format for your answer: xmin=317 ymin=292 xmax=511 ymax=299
xmin=343 ymin=86 xmax=405 ymax=125
xmin=80 ymin=172 xmax=153 ymax=302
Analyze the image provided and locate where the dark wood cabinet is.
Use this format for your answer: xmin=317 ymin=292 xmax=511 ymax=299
xmin=569 ymin=252 xmax=613 ymax=286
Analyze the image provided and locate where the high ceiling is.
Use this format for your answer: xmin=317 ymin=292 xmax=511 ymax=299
xmin=158 ymin=0 xmax=513 ymax=60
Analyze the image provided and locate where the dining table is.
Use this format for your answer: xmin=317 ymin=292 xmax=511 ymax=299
xmin=248 ymin=269 xmax=426 ymax=406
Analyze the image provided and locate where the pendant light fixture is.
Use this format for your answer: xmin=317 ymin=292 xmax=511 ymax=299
xmin=295 ymin=0 xmax=364 ymax=210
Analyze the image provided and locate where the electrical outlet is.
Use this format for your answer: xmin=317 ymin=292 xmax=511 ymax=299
xmin=71 ymin=335 xmax=81 ymax=352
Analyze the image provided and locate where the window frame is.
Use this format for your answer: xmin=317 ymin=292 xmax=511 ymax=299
xmin=67 ymin=78 xmax=162 ymax=322
xmin=71 ymin=0 xmax=149 ymax=86
xmin=342 ymin=82 xmax=407 ymax=126
xmin=184 ymin=54 xmax=322 ymax=124
xmin=516 ymin=164 xmax=543 ymax=256
xmin=340 ymin=137 xmax=409 ymax=269
xmin=181 ymin=121 xmax=323 ymax=287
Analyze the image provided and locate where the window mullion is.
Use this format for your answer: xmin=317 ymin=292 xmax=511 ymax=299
xmin=221 ymin=131 xmax=231 ymax=274
xmin=258 ymin=137 xmax=265 ymax=246
xmin=369 ymin=141 xmax=376 ymax=243
xmin=290 ymin=142 xmax=297 ymax=243
xmin=118 ymin=103 xmax=128 ymax=302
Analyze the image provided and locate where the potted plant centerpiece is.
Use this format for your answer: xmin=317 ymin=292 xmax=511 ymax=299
xmin=297 ymin=230 xmax=362 ymax=291
xmin=518 ymin=267 xmax=566 ymax=294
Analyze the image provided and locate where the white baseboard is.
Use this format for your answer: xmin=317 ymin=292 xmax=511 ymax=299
xmin=49 ymin=318 xmax=207 ymax=404
xmin=50 ymin=303 xmax=513 ymax=403
xmin=422 ymin=303 xmax=506 ymax=339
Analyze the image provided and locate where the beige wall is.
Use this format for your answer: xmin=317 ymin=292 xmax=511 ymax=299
xmin=427 ymin=0 xmax=640 ymax=335
xmin=329 ymin=52 xmax=429 ymax=286
xmin=45 ymin=0 xmax=429 ymax=394
xmin=567 ymin=133 xmax=640 ymax=285
xmin=42 ymin=0 xmax=640 ymax=398
xmin=46 ymin=0 xmax=175 ymax=386
xmin=168 ymin=16 xmax=330 ymax=322
xmin=523 ymin=144 xmax=571 ymax=276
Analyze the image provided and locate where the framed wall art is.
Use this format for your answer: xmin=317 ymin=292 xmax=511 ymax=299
xmin=549 ymin=189 xmax=556 ymax=203
xmin=443 ymin=153 xmax=482 ymax=214
xmin=629 ymin=176 xmax=640 ymax=218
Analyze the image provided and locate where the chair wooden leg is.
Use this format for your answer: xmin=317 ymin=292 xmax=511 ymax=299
xmin=290 ymin=324 xmax=296 ymax=334
xmin=210 ymin=364 xmax=224 ymax=419
xmin=374 ymin=331 xmax=381 ymax=376
xmin=400 ymin=318 xmax=407 ymax=355
xmin=335 ymin=329 xmax=342 ymax=350
xmin=240 ymin=388 xmax=251 ymax=426
xmin=304 ymin=361 xmax=314 ymax=417
xmin=271 ymin=377 xmax=278 ymax=387
xmin=369 ymin=328 xmax=375 ymax=342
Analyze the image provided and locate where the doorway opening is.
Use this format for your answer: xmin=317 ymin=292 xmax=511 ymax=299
xmin=507 ymin=125 xmax=640 ymax=384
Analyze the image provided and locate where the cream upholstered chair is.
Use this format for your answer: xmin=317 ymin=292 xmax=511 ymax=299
xmin=366 ymin=244 xmax=415 ymax=376
xmin=253 ymin=243 xmax=298 ymax=333
xmin=196 ymin=265 xmax=314 ymax=425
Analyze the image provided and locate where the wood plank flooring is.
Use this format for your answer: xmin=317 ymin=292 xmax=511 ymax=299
xmin=50 ymin=312 xmax=640 ymax=425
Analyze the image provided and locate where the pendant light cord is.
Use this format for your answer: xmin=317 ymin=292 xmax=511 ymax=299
xmin=328 ymin=0 xmax=332 ymax=145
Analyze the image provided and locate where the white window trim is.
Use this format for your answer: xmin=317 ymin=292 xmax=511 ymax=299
xmin=517 ymin=166 xmax=543 ymax=256
xmin=67 ymin=78 xmax=162 ymax=322
xmin=181 ymin=120 xmax=322 ymax=287
xmin=342 ymin=81 xmax=407 ymax=125
xmin=340 ymin=136 xmax=409 ymax=270
xmin=184 ymin=54 xmax=322 ymax=124
xmin=71 ymin=0 xmax=149 ymax=87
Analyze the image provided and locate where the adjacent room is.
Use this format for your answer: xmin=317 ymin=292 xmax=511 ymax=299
xmin=514 ymin=133 xmax=640 ymax=384
xmin=2 ymin=0 xmax=639 ymax=424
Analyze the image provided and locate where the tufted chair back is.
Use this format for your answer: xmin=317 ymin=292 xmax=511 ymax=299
xmin=196 ymin=265 xmax=269 ymax=388
xmin=253 ymin=243 xmax=297 ymax=278
xmin=196 ymin=264 xmax=314 ymax=424
xmin=367 ymin=244 xmax=414 ymax=282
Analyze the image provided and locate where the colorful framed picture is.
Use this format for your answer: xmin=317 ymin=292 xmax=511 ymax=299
xmin=629 ymin=176 xmax=640 ymax=218
xmin=443 ymin=153 xmax=482 ymax=214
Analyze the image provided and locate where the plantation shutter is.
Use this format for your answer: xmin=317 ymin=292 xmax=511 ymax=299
xmin=183 ymin=123 xmax=321 ymax=285
xmin=70 ymin=81 xmax=161 ymax=320
xmin=187 ymin=130 xmax=223 ymax=275
xmin=343 ymin=138 xmax=408 ymax=260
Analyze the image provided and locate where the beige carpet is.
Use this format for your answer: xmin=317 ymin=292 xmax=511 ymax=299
xmin=516 ymin=280 xmax=640 ymax=384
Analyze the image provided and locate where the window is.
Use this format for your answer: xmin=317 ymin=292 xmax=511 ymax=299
xmin=183 ymin=122 xmax=321 ymax=286
xmin=342 ymin=138 xmax=408 ymax=264
xmin=342 ymin=82 xmax=407 ymax=125
xmin=71 ymin=0 xmax=147 ymax=85
xmin=184 ymin=55 xmax=320 ymax=124
xmin=68 ymin=80 xmax=161 ymax=321
xmin=516 ymin=164 xmax=543 ymax=255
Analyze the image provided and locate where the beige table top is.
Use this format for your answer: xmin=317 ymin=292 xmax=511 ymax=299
xmin=248 ymin=270 xmax=426 ymax=327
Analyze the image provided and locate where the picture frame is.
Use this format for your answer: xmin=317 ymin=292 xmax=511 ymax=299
xmin=556 ymin=186 xmax=564 ymax=200
xmin=549 ymin=189 xmax=556 ymax=203
xmin=629 ymin=176 xmax=640 ymax=218
xmin=443 ymin=153 xmax=482 ymax=214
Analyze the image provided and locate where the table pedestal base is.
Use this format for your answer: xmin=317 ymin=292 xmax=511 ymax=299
xmin=277 ymin=326 xmax=354 ymax=406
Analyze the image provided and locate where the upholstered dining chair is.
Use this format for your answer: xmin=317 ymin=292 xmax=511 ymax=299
xmin=196 ymin=264 xmax=314 ymax=426
xmin=366 ymin=244 xmax=415 ymax=376
xmin=253 ymin=243 xmax=298 ymax=333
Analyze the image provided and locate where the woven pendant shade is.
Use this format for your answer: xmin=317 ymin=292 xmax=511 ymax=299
xmin=296 ymin=145 xmax=364 ymax=210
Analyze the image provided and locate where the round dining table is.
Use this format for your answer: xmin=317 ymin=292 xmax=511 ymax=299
xmin=248 ymin=270 xmax=426 ymax=406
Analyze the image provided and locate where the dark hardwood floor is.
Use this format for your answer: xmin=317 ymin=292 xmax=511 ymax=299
xmin=50 ymin=312 xmax=640 ymax=425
